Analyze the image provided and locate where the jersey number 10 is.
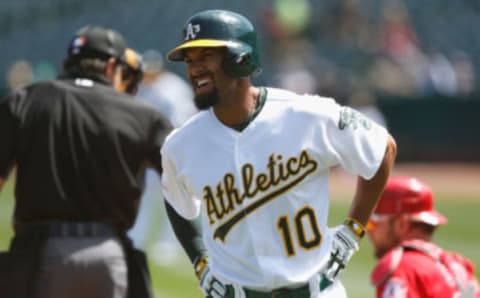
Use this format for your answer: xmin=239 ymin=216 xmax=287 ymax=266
xmin=277 ymin=206 xmax=323 ymax=257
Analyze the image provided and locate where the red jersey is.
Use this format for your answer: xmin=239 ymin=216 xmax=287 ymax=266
xmin=371 ymin=239 xmax=480 ymax=298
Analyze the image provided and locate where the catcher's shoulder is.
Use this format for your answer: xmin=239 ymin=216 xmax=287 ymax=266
xmin=371 ymin=246 xmax=404 ymax=287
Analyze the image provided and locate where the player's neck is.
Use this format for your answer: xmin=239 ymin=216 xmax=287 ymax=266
xmin=213 ymin=83 xmax=259 ymax=127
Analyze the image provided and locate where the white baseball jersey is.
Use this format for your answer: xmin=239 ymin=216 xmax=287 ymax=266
xmin=161 ymin=87 xmax=388 ymax=290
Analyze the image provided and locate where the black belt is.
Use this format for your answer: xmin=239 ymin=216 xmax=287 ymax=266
xmin=226 ymin=284 xmax=310 ymax=298
xmin=245 ymin=285 xmax=310 ymax=298
xmin=17 ymin=221 xmax=118 ymax=238
xmin=225 ymin=276 xmax=333 ymax=298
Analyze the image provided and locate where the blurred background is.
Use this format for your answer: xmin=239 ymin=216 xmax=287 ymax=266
xmin=1 ymin=0 xmax=480 ymax=161
xmin=1 ymin=0 xmax=479 ymax=297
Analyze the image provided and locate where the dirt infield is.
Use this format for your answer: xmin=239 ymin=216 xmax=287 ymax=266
xmin=330 ymin=162 xmax=480 ymax=200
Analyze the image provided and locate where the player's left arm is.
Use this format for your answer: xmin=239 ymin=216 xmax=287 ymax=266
xmin=347 ymin=134 xmax=397 ymax=228
xmin=321 ymin=135 xmax=396 ymax=287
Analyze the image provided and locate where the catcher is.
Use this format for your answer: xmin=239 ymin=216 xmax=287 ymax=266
xmin=368 ymin=176 xmax=480 ymax=298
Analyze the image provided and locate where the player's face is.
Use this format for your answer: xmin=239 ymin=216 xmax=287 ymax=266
xmin=184 ymin=47 xmax=226 ymax=110
xmin=367 ymin=214 xmax=402 ymax=258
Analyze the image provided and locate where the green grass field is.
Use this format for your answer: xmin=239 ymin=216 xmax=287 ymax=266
xmin=1 ymin=178 xmax=478 ymax=298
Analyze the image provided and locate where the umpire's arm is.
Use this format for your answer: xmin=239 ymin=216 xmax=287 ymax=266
xmin=0 ymin=92 xmax=18 ymax=194
xmin=348 ymin=134 xmax=397 ymax=227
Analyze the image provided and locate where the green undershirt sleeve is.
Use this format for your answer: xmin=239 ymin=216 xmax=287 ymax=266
xmin=164 ymin=201 xmax=206 ymax=264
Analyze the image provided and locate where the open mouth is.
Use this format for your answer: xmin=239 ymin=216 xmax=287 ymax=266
xmin=193 ymin=75 xmax=213 ymax=94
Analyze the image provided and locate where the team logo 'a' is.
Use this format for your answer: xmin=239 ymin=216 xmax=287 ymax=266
xmin=184 ymin=23 xmax=201 ymax=40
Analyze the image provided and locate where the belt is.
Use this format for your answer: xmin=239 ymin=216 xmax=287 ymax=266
xmin=225 ymin=276 xmax=333 ymax=298
xmin=17 ymin=221 xmax=118 ymax=238
xmin=226 ymin=285 xmax=310 ymax=298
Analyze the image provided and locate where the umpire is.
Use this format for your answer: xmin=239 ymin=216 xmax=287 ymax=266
xmin=0 ymin=26 xmax=204 ymax=298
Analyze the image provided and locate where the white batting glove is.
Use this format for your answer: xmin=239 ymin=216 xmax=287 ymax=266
xmin=320 ymin=221 xmax=362 ymax=287
xmin=195 ymin=257 xmax=227 ymax=298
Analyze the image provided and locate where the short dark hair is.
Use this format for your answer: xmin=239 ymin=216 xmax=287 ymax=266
xmin=63 ymin=56 xmax=109 ymax=78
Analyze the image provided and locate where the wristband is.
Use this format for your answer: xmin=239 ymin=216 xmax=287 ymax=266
xmin=344 ymin=217 xmax=366 ymax=239
xmin=194 ymin=256 xmax=208 ymax=280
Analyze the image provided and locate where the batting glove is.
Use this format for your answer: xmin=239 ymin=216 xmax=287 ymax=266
xmin=320 ymin=218 xmax=365 ymax=288
xmin=195 ymin=256 xmax=227 ymax=298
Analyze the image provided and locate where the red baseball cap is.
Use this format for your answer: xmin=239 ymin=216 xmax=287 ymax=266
xmin=373 ymin=176 xmax=447 ymax=226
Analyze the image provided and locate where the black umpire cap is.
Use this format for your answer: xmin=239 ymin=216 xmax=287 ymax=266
xmin=67 ymin=25 xmax=127 ymax=62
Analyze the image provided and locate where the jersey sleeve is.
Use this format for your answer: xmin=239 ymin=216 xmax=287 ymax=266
xmin=0 ymin=92 xmax=18 ymax=178
xmin=323 ymin=103 xmax=389 ymax=180
xmin=161 ymin=141 xmax=201 ymax=220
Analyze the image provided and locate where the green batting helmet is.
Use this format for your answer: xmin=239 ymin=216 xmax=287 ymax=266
xmin=167 ymin=9 xmax=261 ymax=78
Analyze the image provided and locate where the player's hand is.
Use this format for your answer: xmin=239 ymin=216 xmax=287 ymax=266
xmin=195 ymin=256 xmax=227 ymax=298
xmin=320 ymin=222 xmax=361 ymax=287
xmin=199 ymin=266 xmax=227 ymax=298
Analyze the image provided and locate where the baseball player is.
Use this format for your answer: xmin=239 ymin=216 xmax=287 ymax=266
xmin=0 ymin=26 xmax=205 ymax=298
xmin=161 ymin=9 xmax=397 ymax=298
xmin=119 ymin=47 xmax=144 ymax=95
xmin=368 ymin=176 xmax=480 ymax=298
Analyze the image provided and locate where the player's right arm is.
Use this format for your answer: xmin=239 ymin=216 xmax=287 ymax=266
xmin=164 ymin=201 xmax=206 ymax=264
xmin=160 ymin=136 xmax=206 ymax=261
xmin=165 ymin=202 xmax=226 ymax=297
xmin=160 ymin=136 xmax=226 ymax=297
xmin=160 ymin=138 xmax=201 ymax=219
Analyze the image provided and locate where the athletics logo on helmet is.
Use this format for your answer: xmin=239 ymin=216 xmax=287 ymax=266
xmin=167 ymin=9 xmax=261 ymax=78
xmin=373 ymin=176 xmax=447 ymax=226
xmin=185 ymin=23 xmax=201 ymax=40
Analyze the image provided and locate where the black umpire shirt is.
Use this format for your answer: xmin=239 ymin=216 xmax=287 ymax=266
xmin=0 ymin=75 xmax=173 ymax=231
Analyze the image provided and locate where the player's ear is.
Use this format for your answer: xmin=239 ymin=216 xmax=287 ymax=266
xmin=105 ymin=57 xmax=124 ymax=91
xmin=104 ymin=57 xmax=117 ymax=78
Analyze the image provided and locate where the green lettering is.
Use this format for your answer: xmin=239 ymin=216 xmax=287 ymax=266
xmin=204 ymin=186 xmax=219 ymax=225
